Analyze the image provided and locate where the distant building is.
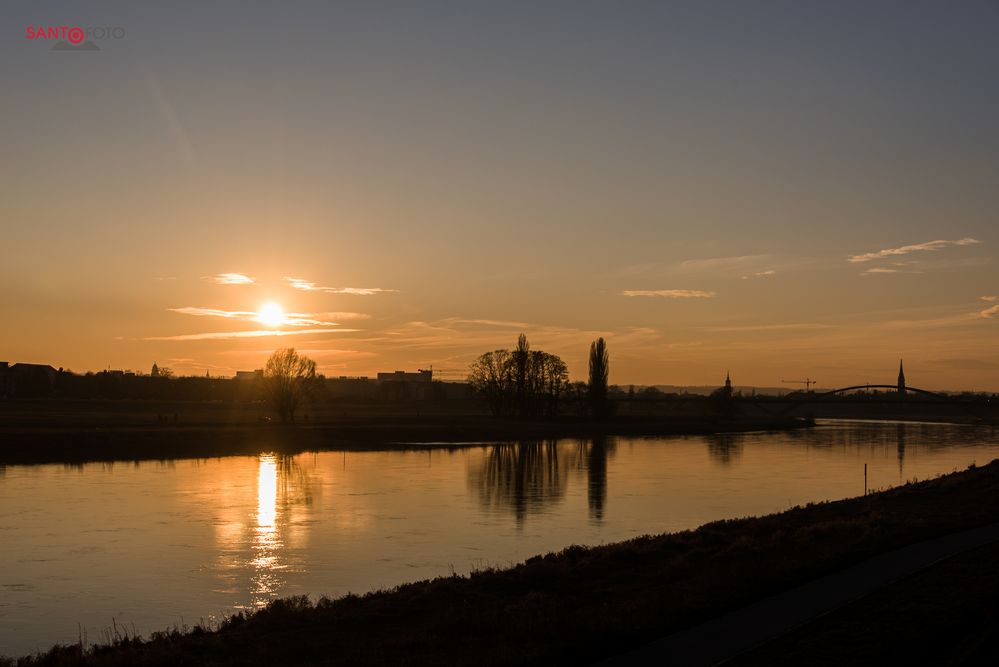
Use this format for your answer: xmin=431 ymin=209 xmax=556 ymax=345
xmin=376 ymin=369 xmax=434 ymax=400
xmin=376 ymin=369 xmax=433 ymax=384
xmin=897 ymin=359 xmax=906 ymax=397
xmin=710 ymin=371 xmax=735 ymax=401
xmin=7 ymin=363 xmax=57 ymax=397
xmin=235 ymin=369 xmax=264 ymax=382
xmin=325 ymin=376 xmax=377 ymax=399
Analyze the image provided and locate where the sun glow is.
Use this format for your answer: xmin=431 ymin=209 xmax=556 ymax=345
xmin=257 ymin=302 xmax=285 ymax=327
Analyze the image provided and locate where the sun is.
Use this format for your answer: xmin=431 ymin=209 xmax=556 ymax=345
xmin=257 ymin=302 xmax=285 ymax=327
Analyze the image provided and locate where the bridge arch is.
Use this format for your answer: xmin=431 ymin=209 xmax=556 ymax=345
xmin=818 ymin=384 xmax=946 ymax=399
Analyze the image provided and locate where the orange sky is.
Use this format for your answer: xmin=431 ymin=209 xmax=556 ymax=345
xmin=2 ymin=2 xmax=997 ymax=390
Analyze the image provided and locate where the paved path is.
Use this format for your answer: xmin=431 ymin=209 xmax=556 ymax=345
xmin=600 ymin=521 xmax=999 ymax=666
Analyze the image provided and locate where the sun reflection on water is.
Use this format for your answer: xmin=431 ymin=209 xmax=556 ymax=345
xmin=257 ymin=455 xmax=278 ymax=530
xmin=207 ymin=454 xmax=320 ymax=610
xmin=251 ymin=454 xmax=284 ymax=606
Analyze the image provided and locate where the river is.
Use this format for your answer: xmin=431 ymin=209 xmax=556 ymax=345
xmin=1 ymin=420 xmax=997 ymax=656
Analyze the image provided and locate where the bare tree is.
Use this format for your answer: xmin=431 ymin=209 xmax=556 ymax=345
xmin=587 ymin=337 xmax=610 ymax=418
xmin=469 ymin=349 xmax=515 ymax=416
xmin=513 ymin=333 xmax=530 ymax=416
xmin=264 ymin=348 xmax=320 ymax=422
xmin=535 ymin=351 xmax=569 ymax=416
xmin=468 ymin=336 xmax=569 ymax=418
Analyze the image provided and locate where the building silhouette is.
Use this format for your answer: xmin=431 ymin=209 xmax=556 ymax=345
xmin=897 ymin=359 xmax=906 ymax=397
xmin=1 ymin=362 xmax=57 ymax=397
xmin=376 ymin=369 xmax=432 ymax=384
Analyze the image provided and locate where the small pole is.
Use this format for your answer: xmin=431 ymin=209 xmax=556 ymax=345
xmin=864 ymin=463 xmax=868 ymax=496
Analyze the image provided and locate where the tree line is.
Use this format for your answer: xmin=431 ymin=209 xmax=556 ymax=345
xmin=6 ymin=339 xmax=610 ymax=424
xmin=468 ymin=334 xmax=610 ymax=418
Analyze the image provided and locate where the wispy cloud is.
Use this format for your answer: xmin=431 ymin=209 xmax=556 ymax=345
xmin=860 ymin=267 xmax=900 ymax=275
xmin=676 ymin=255 xmax=771 ymax=273
xmin=847 ymin=238 xmax=981 ymax=264
xmin=284 ymin=277 xmax=397 ymax=295
xmin=874 ymin=312 xmax=984 ymax=329
xmin=616 ymin=255 xmax=817 ymax=281
xmin=982 ymin=305 xmax=999 ymax=319
xmin=142 ymin=329 xmax=359 ymax=341
xmin=741 ymin=270 xmax=776 ymax=280
xmin=290 ymin=348 xmax=379 ymax=361
xmin=168 ymin=306 xmax=342 ymax=327
xmin=360 ymin=318 xmax=618 ymax=367
xmin=859 ymin=267 xmax=926 ymax=276
xmin=981 ymin=296 xmax=998 ymax=302
xmin=621 ymin=289 xmax=716 ymax=298
xmin=449 ymin=318 xmax=532 ymax=329
xmin=205 ymin=273 xmax=255 ymax=285
xmin=170 ymin=307 xmax=254 ymax=319
xmin=313 ymin=311 xmax=372 ymax=321
xmin=334 ymin=288 xmax=396 ymax=295
xmin=704 ymin=323 xmax=833 ymax=332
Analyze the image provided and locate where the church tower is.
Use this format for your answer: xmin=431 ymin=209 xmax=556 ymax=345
xmin=724 ymin=371 xmax=733 ymax=396
xmin=897 ymin=359 xmax=906 ymax=397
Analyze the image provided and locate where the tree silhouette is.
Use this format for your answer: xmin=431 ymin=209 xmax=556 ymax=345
xmin=513 ymin=333 xmax=530 ymax=416
xmin=469 ymin=349 xmax=515 ymax=416
xmin=264 ymin=348 xmax=320 ymax=422
xmin=468 ymin=335 xmax=569 ymax=418
xmin=587 ymin=337 xmax=610 ymax=418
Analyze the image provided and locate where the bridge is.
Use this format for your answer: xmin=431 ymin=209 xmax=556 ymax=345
xmin=746 ymin=360 xmax=995 ymax=421
xmin=817 ymin=384 xmax=945 ymax=399
xmin=776 ymin=360 xmax=947 ymax=404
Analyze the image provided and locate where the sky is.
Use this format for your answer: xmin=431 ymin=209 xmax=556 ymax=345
xmin=1 ymin=1 xmax=998 ymax=390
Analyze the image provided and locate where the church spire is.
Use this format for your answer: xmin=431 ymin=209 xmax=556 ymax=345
xmin=897 ymin=359 xmax=906 ymax=396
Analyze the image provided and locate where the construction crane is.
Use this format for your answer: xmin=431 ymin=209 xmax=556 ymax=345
xmin=781 ymin=378 xmax=817 ymax=392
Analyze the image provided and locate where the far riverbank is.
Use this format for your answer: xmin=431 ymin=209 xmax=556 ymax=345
xmin=0 ymin=412 xmax=808 ymax=465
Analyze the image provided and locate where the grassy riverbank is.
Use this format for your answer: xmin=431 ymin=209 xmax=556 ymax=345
xmin=730 ymin=539 xmax=999 ymax=665
xmin=5 ymin=459 xmax=999 ymax=666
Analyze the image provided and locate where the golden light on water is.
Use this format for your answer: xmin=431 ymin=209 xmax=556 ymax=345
xmin=257 ymin=455 xmax=278 ymax=529
xmin=252 ymin=454 xmax=282 ymax=605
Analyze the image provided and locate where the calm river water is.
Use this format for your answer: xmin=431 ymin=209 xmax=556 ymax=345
xmin=2 ymin=420 xmax=998 ymax=656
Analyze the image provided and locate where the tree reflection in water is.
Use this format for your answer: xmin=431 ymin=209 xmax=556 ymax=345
xmin=574 ymin=437 xmax=615 ymax=522
xmin=475 ymin=441 xmax=563 ymax=525
xmin=897 ymin=422 xmax=906 ymax=479
xmin=703 ymin=423 xmax=911 ymax=476
xmin=706 ymin=433 xmax=745 ymax=466
xmin=474 ymin=439 xmax=616 ymax=524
